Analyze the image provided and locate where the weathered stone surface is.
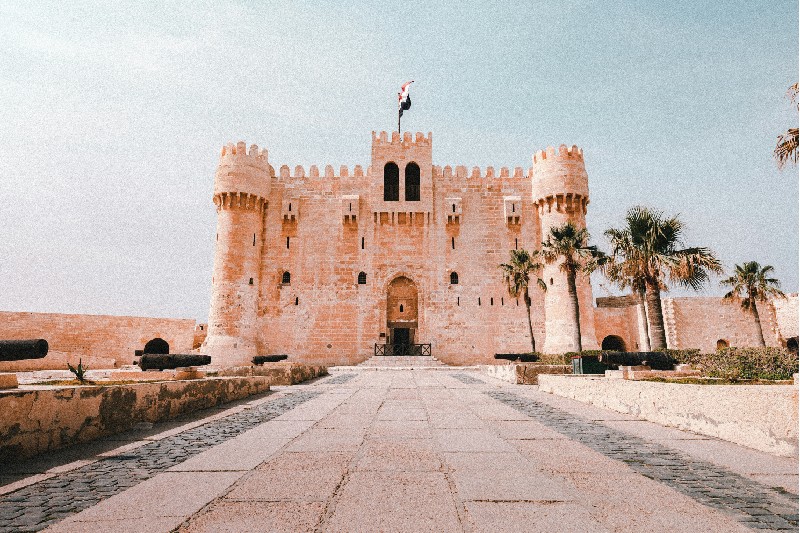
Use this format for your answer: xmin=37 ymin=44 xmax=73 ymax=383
xmin=0 ymin=377 xmax=271 ymax=460
xmin=481 ymin=363 xmax=571 ymax=384
xmin=215 ymin=362 xmax=327 ymax=385
xmin=538 ymin=374 xmax=799 ymax=456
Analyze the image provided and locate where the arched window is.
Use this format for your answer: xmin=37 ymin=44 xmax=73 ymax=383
xmin=405 ymin=162 xmax=420 ymax=201
xmin=384 ymin=162 xmax=399 ymax=201
xmin=450 ymin=272 xmax=459 ymax=284
xmin=716 ymin=339 xmax=729 ymax=351
xmin=281 ymin=271 xmax=291 ymax=284
xmin=358 ymin=272 xmax=367 ymax=284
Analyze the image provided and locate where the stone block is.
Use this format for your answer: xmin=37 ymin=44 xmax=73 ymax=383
xmin=0 ymin=373 xmax=18 ymax=389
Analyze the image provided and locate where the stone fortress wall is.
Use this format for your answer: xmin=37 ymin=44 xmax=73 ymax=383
xmin=0 ymin=311 xmax=195 ymax=370
xmin=201 ymin=131 xmax=799 ymax=366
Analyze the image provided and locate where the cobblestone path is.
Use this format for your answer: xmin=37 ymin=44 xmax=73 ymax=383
xmin=0 ymin=389 xmax=322 ymax=532
xmin=488 ymin=388 xmax=799 ymax=531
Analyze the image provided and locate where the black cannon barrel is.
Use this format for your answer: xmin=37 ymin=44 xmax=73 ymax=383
xmin=252 ymin=355 xmax=288 ymax=365
xmin=0 ymin=339 xmax=49 ymax=361
xmin=597 ymin=351 xmax=676 ymax=371
xmin=139 ymin=354 xmax=211 ymax=371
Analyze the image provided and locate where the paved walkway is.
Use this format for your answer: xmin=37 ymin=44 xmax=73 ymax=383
xmin=0 ymin=369 xmax=797 ymax=532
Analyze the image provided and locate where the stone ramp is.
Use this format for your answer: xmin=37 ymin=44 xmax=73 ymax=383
xmin=356 ymin=355 xmax=447 ymax=368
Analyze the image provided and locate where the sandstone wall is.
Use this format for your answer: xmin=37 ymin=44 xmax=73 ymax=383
xmin=773 ymin=294 xmax=799 ymax=342
xmin=538 ymin=375 xmax=798 ymax=457
xmin=0 ymin=312 xmax=195 ymax=369
xmin=0 ymin=377 xmax=270 ymax=460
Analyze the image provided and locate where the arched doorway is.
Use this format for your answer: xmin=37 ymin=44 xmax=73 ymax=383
xmin=716 ymin=339 xmax=729 ymax=351
xmin=144 ymin=338 xmax=169 ymax=354
xmin=601 ymin=335 xmax=626 ymax=351
xmin=387 ymin=276 xmax=418 ymax=355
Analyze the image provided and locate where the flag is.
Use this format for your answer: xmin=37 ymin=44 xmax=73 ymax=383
xmin=398 ymin=81 xmax=413 ymax=117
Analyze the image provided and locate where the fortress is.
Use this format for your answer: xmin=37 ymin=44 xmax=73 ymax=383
xmin=201 ymin=131 xmax=798 ymax=367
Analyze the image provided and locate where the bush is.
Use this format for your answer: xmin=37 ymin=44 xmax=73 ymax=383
xmin=694 ymin=347 xmax=798 ymax=381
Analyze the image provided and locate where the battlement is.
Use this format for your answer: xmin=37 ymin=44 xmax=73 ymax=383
xmin=371 ymin=131 xmax=432 ymax=147
xmin=437 ymin=165 xmax=526 ymax=180
xmin=219 ymin=141 xmax=270 ymax=169
xmin=276 ymin=164 xmax=366 ymax=180
xmin=532 ymin=144 xmax=583 ymax=165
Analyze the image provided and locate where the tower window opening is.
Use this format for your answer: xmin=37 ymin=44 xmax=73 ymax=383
xmin=450 ymin=272 xmax=459 ymax=284
xmin=501 ymin=297 xmax=504 ymax=305
xmin=512 ymin=204 xmax=515 ymax=213
xmin=282 ymin=271 xmax=291 ymax=284
xmin=349 ymin=203 xmax=352 ymax=212
xmin=253 ymin=233 xmax=256 ymax=246
xmin=361 ymin=237 xmax=365 ymax=250
xmin=515 ymin=238 xmax=518 ymax=250
xmin=295 ymin=297 xmax=299 ymax=305
xmin=457 ymin=296 xmax=460 ymax=306
xmin=451 ymin=237 xmax=455 ymax=250
xmin=452 ymin=204 xmax=456 ymax=213
xmin=490 ymin=297 xmax=494 ymax=306
xmin=405 ymin=162 xmax=420 ymax=201
xmin=478 ymin=297 xmax=481 ymax=306
xmin=400 ymin=304 xmax=404 ymax=312
xmin=383 ymin=162 xmax=399 ymax=201
xmin=358 ymin=271 xmax=367 ymax=284
xmin=286 ymin=237 xmax=290 ymax=249
xmin=249 ymin=277 xmax=253 ymax=285
xmin=550 ymin=277 xmax=553 ymax=285
xmin=216 ymin=233 xmax=218 ymax=241
xmin=288 ymin=202 xmax=292 ymax=212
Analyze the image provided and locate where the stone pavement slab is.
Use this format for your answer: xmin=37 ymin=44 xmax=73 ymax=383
xmin=2 ymin=368 xmax=796 ymax=532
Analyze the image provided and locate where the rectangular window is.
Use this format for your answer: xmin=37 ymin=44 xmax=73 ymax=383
xmin=361 ymin=237 xmax=365 ymax=250
xmin=286 ymin=237 xmax=290 ymax=249
xmin=451 ymin=237 xmax=455 ymax=250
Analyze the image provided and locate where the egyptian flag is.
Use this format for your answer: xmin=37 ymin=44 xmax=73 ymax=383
xmin=398 ymin=81 xmax=413 ymax=117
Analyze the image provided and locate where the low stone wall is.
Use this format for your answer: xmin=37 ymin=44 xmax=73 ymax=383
xmin=0 ymin=377 xmax=270 ymax=460
xmin=481 ymin=364 xmax=572 ymax=384
xmin=216 ymin=362 xmax=328 ymax=385
xmin=538 ymin=375 xmax=799 ymax=457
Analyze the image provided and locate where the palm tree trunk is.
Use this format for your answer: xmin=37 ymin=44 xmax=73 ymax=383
xmin=645 ymin=281 xmax=667 ymax=350
xmin=637 ymin=287 xmax=651 ymax=352
xmin=751 ymin=302 xmax=766 ymax=347
xmin=566 ymin=270 xmax=582 ymax=352
xmin=524 ymin=289 xmax=535 ymax=352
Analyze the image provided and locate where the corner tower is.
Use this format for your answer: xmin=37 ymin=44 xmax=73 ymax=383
xmin=202 ymin=141 xmax=270 ymax=366
xmin=532 ymin=145 xmax=600 ymax=353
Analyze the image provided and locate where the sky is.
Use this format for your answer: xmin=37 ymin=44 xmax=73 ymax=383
xmin=0 ymin=0 xmax=797 ymax=322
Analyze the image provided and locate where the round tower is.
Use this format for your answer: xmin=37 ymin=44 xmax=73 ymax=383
xmin=532 ymin=145 xmax=600 ymax=354
xmin=202 ymin=141 xmax=271 ymax=366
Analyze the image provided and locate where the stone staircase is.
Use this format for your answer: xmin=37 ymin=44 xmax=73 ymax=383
xmin=357 ymin=355 xmax=447 ymax=368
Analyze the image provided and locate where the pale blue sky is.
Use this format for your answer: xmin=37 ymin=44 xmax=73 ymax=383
xmin=0 ymin=1 xmax=797 ymax=321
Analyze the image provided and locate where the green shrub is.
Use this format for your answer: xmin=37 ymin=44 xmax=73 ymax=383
xmin=67 ymin=359 xmax=89 ymax=383
xmin=696 ymin=347 xmax=799 ymax=381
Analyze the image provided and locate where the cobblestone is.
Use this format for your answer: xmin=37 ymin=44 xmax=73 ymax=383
xmin=487 ymin=389 xmax=799 ymax=531
xmin=0 ymin=390 xmax=320 ymax=533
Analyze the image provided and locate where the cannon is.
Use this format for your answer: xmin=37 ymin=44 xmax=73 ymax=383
xmin=138 ymin=354 xmax=211 ymax=371
xmin=597 ymin=351 xmax=676 ymax=371
xmin=0 ymin=339 xmax=49 ymax=361
xmin=252 ymin=355 xmax=288 ymax=365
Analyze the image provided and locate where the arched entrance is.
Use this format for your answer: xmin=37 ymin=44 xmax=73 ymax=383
xmin=387 ymin=276 xmax=418 ymax=354
xmin=601 ymin=335 xmax=626 ymax=351
xmin=144 ymin=338 xmax=169 ymax=354
xmin=787 ymin=337 xmax=798 ymax=354
xmin=716 ymin=339 xmax=729 ymax=351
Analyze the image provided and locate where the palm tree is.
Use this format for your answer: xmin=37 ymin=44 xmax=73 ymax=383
xmin=602 ymin=241 xmax=651 ymax=351
xmin=541 ymin=223 xmax=605 ymax=352
xmin=722 ymin=262 xmax=785 ymax=346
xmin=500 ymin=249 xmax=546 ymax=352
xmin=604 ymin=206 xmax=722 ymax=350
xmin=775 ymin=83 xmax=798 ymax=169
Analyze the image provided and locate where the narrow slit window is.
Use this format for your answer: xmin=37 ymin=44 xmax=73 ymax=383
xmin=286 ymin=237 xmax=290 ymax=249
xmin=490 ymin=297 xmax=494 ymax=306
xmin=295 ymin=297 xmax=299 ymax=305
xmin=515 ymin=238 xmax=518 ymax=250
xmin=452 ymin=203 xmax=456 ymax=213
xmin=248 ymin=277 xmax=253 ymax=285
xmin=288 ymin=202 xmax=292 ymax=212
xmin=361 ymin=237 xmax=365 ymax=250
xmin=457 ymin=296 xmax=460 ymax=306
xmin=501 ymin=297 xmax=504 ymax=305
xmin=400 ymin=304 xmax=404 ymax=312
xmin=451 ymin=237 xmax=455 ymax=250
xmin=478 ymin=297 xmax=481 ymax=306
xmin=253 ymin=233 xmax=256 ymax=246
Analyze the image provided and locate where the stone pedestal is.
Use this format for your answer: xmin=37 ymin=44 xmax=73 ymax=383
xmin=174 ymin=367 xmax=206 ymax=380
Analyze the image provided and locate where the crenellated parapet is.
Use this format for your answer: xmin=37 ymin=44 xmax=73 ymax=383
xmin=437 ymin=165 xmax=527 ymax=181
xmin=214 ymin=141 xmax=271 ymax=202
xmin=531 ymin=144 xmax=589 ymax=218
xmin=276 ymin=164 xmax=366 ymax=180
xmin=372 ymin=131 xmax=432 ymax=147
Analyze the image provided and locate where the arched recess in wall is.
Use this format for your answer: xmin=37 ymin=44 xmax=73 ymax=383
xmin=450 ymin=272 xmax=459 ymax=285
xmin=358 ymin=272 xmax=367 ymax=285
xmin=601 ymin=335 xmax=626 ymax=351
xmin=716 ymin=339 xmax=729 ymax=350
xmin=384 ymin=162 xmax=399 ymax=201
xmin=282 ymin=271 xmax=291 ymax=284
xmin=143 ymin=338 xmax=169 ymax=354
xmin=786 ymin=337 xmax=798 ymax=354
xmin=405 ymin=162 xmax=420 ymax=201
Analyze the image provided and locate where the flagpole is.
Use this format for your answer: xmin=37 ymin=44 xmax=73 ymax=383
xmin=398 ymin=110 xmax=401 ymax=134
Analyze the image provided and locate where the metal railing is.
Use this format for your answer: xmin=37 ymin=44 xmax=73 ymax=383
xmin=374 ymin=343 xmax=432 ymax=357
